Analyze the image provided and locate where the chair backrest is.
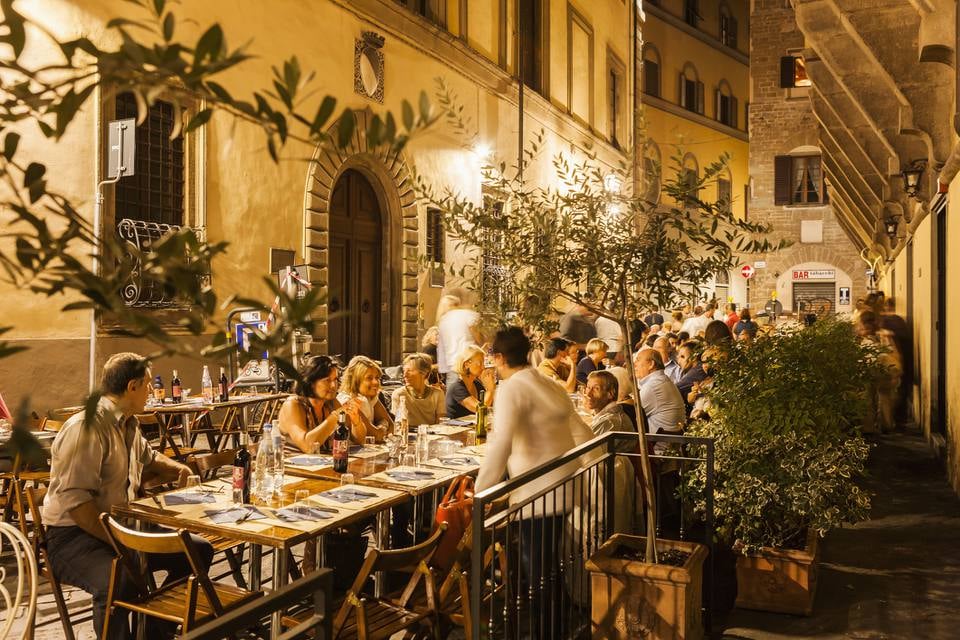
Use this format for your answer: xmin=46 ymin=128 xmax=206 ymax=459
xmin=23 ymin=486 xmax=48 ymax=558
xmin=99 ymin=514 xmax=226 ymax=614
xmin=193 ymin=449 xmax=238 ymax=476
xmin=40 ymin=419 xmax=64 ymax=432
xmin=369 ymin=521 xmax=447 ymax=575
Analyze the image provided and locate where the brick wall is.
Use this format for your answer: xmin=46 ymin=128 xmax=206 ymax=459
xmin=747 ymin=0 xmax=867 ymax=310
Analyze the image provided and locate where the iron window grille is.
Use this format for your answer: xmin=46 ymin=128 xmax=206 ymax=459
xmin=117 ymin=218 xmax=209 ymax=308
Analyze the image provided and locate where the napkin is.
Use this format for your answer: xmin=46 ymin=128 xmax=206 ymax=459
xmin=287 ymin=455 xmax=333 ymax=467
xmin=164 ymin=492 xmax=217 ymax=506
xmin=442 ymin=418 xmax=473 ymax=426
xmin=385 ymin=469 xmax=436 ymax=482
xmin=203 ymin=506 xmax=267 ymax=524
xmin=273 ymin=506 xmax=333 ymax=522
xmin=318 ymin=488 xmax=378 ymax=503
xmin=438 ymin=456 xmax=478 ymax=466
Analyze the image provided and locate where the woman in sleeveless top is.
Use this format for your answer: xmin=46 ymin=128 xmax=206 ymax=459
xmin=277 ymin=355 xmax=365 ymax=453
xmin=337 ymin=356 xmax=392 ymax=443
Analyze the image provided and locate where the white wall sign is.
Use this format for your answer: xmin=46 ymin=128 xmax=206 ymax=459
xmin=839 ymin=287 xmax=851 ymax=306
xmin=792 ymin=269 xmax=835 ymax=281
xmin=754 ymin=260 xmax=767 ymax=269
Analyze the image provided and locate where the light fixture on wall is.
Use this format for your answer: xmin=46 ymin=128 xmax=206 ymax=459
xmin=603 ymin=172 xmax=623 ymax=194
xmin=883 ymin=213 xmax=901 ymax=240
xmin=901 ymin=159 xmax=927 ymax=200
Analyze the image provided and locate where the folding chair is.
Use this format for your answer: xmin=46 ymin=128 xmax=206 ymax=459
xmin=99 ymin=514 xmax=263 ymax=638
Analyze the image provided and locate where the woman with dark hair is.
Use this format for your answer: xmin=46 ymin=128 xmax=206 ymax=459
xmin=733 ymin=308 xmax=759 ymax=338
xmin=704 ymin=319 xmax=733 ymax=346
xmin=277 ymin=354 xmax=364 ymax=453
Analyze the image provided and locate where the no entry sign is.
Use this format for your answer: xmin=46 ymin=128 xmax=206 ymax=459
xmin=741 ymin=264 xmax=755 ymax=279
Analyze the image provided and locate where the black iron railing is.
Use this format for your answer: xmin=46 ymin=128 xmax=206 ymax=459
xmin=182 ymin=568 xmax=333 ymax=640
xmin=117 ymin=217 xmax=208 ymax=308
xmin=469 ymin=431 xmax=715 ymax=639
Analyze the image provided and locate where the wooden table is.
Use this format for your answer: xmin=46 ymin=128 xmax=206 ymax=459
xmin=146 ymin=393 xmax=286 ymax=453
xmin=115 ymin=476 xmax=405 ymax=639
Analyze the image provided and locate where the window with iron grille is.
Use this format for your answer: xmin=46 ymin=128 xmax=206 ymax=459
xmin=114 ymin=92 xmax=185 ymax=227
xmin=481 ymin=195 xmax=512 ymax=309
xmin=684 ymin=0 xmax=700 ymax=27
xmin=426 ymin=207 xmax=445 ymax=287
xmin=720 ymin=13 xmax=738 ymax=48
xmin=717 ymin=177 xmax=732 ymax=213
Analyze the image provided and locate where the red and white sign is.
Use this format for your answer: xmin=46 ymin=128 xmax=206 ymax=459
xmin=792 ymin=269 xmax=835 ymax=281
xmin=740 ymin=264 xmax=755 ymax=279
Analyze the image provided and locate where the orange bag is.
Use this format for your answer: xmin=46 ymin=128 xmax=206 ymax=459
xmin=431 ymin=475 xmax=474 ymax=571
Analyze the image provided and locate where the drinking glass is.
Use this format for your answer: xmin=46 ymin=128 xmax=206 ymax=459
xmin=463 ymin=431 xmax=477 ymax=448
xmin=185 ymin=474 xmax=202 ymax=495
xmin=340 ymin=473 xmax=356 ymax=486
xmin=364 ymin=436 xmax=376 ymax=448
xmin=311 ymin=441 xmax=324 ymax=456
xmin=402 ymin=453 xmax=416 ymax=468
xmin=294 ymin=489 xmax=310 ymax=514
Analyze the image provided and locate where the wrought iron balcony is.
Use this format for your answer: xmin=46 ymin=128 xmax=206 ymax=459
xmin=117 ymin=218 xmax=208 ymax=308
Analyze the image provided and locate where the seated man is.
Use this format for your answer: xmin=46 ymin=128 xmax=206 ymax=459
xmin=634 ymin=349 xmax=686 ymax=440
xmin=583 ymin=370 xmax=635 ymax=451
xmin=43 ymin=353 xmax=214 ymax=640
xmin=536 ymin=337 xmax=578 ymax=392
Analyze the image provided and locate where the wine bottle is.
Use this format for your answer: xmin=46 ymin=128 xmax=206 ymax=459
xmin=218 ymin=366 xmax=229 ymax=402
xmin=201 ymin=365 xmax=214 ymax=403
xmin=171 ymin=370 xmax=182 ymax=403
xmin=232 ymin=431 xmax=252 ymax=504
xmin=332 ymin=411 xmax=350 ymax=473
xmin=475 ymin=387 xmax=487 ymax=441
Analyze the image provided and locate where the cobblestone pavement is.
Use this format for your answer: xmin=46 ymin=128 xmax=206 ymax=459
xmin=719 ymin=432 xmax=960 ymax=640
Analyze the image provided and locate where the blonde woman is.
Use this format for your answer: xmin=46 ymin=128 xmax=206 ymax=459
xmin=337 ymin=355 xmax=393 ymax=443
xmin=445 ymin=345 xmax=496 ymax=419
xmin=391 ymin=353 xmax=446 ymax=426
xmin=575 ymin=338 xmax=608 ymax=385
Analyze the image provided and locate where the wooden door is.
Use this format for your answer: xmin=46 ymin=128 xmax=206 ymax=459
xmin=327 ymin=169 xmax=383 ymax=361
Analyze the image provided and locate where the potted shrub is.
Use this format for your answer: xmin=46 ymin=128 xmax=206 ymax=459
xmin=685 ymin=318 xmax=881 ymax=615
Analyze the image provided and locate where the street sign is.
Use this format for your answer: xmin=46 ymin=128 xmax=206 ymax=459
xmin=839 ymin=287 xmax=851 ymax=306
xmin=792 ymin=269 xmax=835 ymax=280
xmin=754 ymin=260 xmax=767 ymax=269
xmin=741 ymin=264 xmax=755 ymax=279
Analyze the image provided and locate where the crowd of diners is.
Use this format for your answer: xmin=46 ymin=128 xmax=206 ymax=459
xmin=33 ymin=287 xmax=911 ymax=638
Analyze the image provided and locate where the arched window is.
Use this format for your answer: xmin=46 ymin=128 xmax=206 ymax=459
xmin=716 ymin=79 xmax=738 ymax=128
xmin=642 ymin=44 xmax=661 ymax=98
xmin=643 ymin=141 xmax=662 ymax=204
xmin=719 ymin=3 xmax=738 ymax=48
xmin=679 ymin=63 xmax=704 ymax=114
xmin=681 ymin=153 xmax=700 ymax=207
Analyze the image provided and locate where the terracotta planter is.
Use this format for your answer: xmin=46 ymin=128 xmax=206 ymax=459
xmin=586 ymin=534 xmax=708 ymax=640
xmin=735 ymin=531 xmax=820 ymax=616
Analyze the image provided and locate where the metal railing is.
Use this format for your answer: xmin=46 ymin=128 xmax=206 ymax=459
xmin=182 ymin=568 xmax=332 ymax=640
xmin=469 ymin=431 xmax=715 ymax=639
xmin=117 ymin=218 xmax=208 ymax=308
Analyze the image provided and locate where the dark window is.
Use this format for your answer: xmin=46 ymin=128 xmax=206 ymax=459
xmin=643 ymin=155 xmax=661 ymax=204
xmin=519 ymin=0 xmax=544 ymax=95
xmin=426 ymin=207 xmax=445 ymax=264
xmin=743 ymin=183 xmax=750 ymax=221
xmin=684 ymin=0 xmax=700 ymax=27
xmin=780 ymin=55 xmax=812 ymax=89
xmin=682 ymin=167 xmax=700 ymax=206
xmin=644 ymin=58 xmax=660 ymax=97
xmin=269 ymin=248 xmax=296 ymax=274
xmin=775 ymin=155 xmax=824 ymax=205
xmin=679 ymin=73 xmax=704 ymax=114
xmin=609 ymin=66 xmax=622 ymax=149
xmin=395 ymin=0 xmax=442 ymax=24
xmin=114 ymin=92 xmax=184 ymax=227
xmin=718 ymin=178 xmax=732 ymax=212
xmin=481 ymin=196 xmax=511 ymax=308
xmin=716 ymin=91 xmax=738 ymax=127
xmin=720 ymin=14 xmax=738 ymax=48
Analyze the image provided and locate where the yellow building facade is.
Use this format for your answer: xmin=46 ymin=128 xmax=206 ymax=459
xmin=0 ymin=0 xmax=636 ymax=411
xmin=640 ymin=0 xmax=751 ymax=306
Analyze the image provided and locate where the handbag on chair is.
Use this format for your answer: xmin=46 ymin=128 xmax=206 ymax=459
xmin=431 ymin=475 xmax=474 ymax=571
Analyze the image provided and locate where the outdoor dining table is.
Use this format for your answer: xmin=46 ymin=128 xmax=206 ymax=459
xmin=146 ymin=392 xmax=286 ymax=452
xmin=114 ymin=476 xmax=406 ymax=639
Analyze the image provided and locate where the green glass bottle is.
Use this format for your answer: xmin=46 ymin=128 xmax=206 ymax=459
xmin=475 ymin=387 xmax=487 ymax=442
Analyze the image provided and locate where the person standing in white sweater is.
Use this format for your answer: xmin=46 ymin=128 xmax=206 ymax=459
xmin=475 ymin=327 xmax=595 ymax=638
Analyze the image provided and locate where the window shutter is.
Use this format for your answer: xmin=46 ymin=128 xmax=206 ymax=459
xmin=730 ymin=17 xmax=738 ymax=47
xmin=715 ymin=89 xmax=722 ymax=121
xmin=731 ymin=96 xmax=738 ymax=128
xmin=696 ymin=81 xmax=705 ymax=114
xmin=780 ymin=56 xmax=796 ymax=88
xmin=678 ymin=72 xmax=686 ymax=105
xmin=774 ymin=155 xmax=792 ymax=205
xmin=822 ymin=179 xmax=829 ymax=204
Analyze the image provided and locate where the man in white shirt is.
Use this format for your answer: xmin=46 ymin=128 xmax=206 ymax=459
xmin=654 ymin=336 xmax=682 ymax=384
xmin=476 ymin=326 xmax=594 ymax=637
xmin=594 ymin=314 xmax=625 ymax=357
xmin=437 ymin=291 xmax=482 ymax=385
xmin=680 ymin=303 xmax=715 ymax=338
xmin=634 ymin=349 xmax=686 ymax=437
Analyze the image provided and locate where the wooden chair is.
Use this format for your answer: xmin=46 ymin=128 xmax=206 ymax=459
xmin=332 ymin=523 xmax=447 ymax=640
xmin=138 ymin=412 xmax=207 ymax=462
xmin=99 ymin=514 xmax=263 ymax=638
xmin=40 ymin=418 xmax=65 ymax=432
xmin=23 ymin=487 xmax=90 ymax=640
xmin=0 ymin=449 xmax=52 ymax=535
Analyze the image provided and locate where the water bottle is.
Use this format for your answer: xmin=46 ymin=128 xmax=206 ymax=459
xmin=272 ymin=430 xmax=285 ymax=497
xmin=253 ymin=424 xmax=275 ymax=501
xmin=416 ymin=424 xmax=430 ymax=466
xmin=201 ymin=365 xmax=214 ymax=403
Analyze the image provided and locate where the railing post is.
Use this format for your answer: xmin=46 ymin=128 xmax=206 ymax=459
xmin=470 ymin=494 xmax=484 ymax=640
xmin=604 ymin=435 xmax=617 ymax=541
xmin=705 ymin=437 xmax=716 ymax=633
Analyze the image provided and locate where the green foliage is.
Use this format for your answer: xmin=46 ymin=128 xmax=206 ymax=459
xmin=685 ymin=318 xmax=882 ymax=553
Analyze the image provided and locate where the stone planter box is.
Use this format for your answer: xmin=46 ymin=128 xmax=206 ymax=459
xmin=586 ymin=534 xmax=708 ymax=640
xmin=735 ymin=530 xmax=820 ymax=616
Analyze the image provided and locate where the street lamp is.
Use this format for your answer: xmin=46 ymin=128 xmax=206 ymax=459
xmin=901 ymin=159 xmax=926 ymax=200
xmin=883 ymin=214 xmax=901 ymax=240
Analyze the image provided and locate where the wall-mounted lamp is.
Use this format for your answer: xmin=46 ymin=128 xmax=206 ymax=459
xmin=901 ymin=159 xmax=927 ymax=200
xmin=883 ymin=214 xmax=901 ymax=239
xmin=603 ymin=172 xmax=623 ymax=195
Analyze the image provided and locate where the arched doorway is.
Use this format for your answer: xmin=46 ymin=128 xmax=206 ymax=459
xmin=327 ymin=169 xmax=382 ymax=361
